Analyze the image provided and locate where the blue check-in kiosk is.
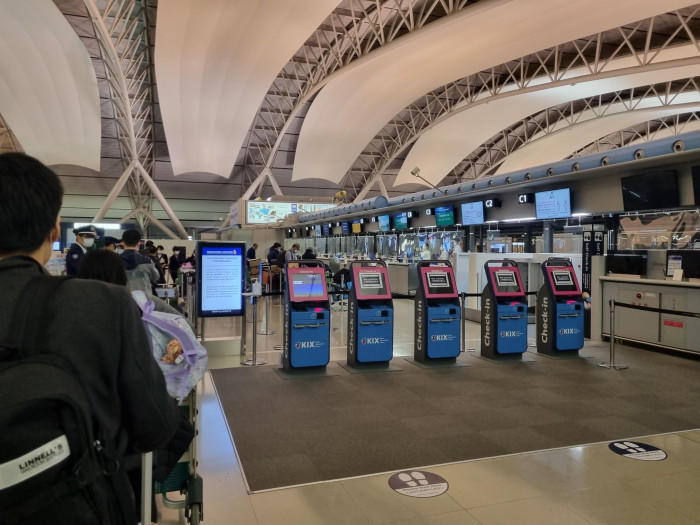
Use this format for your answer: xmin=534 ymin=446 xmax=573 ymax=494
xmin=480 ymin=259 xmax=528 ymax=358
xmin=536 ymin=257 xmax=584 ymax=355
xmin=347 ymin=261 xmax=393 ymax=365
xmin=414 ymin=261 xmax=461 ymax=361
xmin=282 ymin=261 xmax=330 ymax=368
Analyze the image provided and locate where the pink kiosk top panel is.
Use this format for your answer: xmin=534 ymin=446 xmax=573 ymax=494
xmin=419 ymin=266 xmax=458 ymax=299
xmin=287 ymin=267 xmax=328 ymax=302
xmin=487 ymin=266 xmax=525 ymax=298
xmin=545 ymin=266 xmax=581 ymax=297
xmin=352 ymin=266 xmax=392 ymax=300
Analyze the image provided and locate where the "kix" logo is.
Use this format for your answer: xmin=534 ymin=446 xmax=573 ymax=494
xmin=295 ymin=341 xmax=321 ymax=349
xmin=559 ymin=328 xmax=579 ymax=335
xmin=499 ymin=330 xmax=520 ymax=338
xmin=361 ymin=338 xmax=383 ymax=345
xmin=431 ymin=334 xmax=450 ymax=341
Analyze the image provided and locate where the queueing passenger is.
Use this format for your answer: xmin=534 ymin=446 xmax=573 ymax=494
xmin=104 ymin=236 xmax=120 ymax=252
xmin=302 ymin=247 xmax=316 ymax=260
xmin=267 ymin=242 xmax=282 ymax=266
xmin=285 ymin=243 xmax=300 ymax=263
xmin=0 ymin=152 xmax=179 ymax=524
xmin=146 ymin=245 xmax=166 ymax=285
xmin=246 ymin=242 xmax=258 ymax=260
xmin=120 ymin=229 xmax=160 ymax=292
xmin=168 ymin=247 xmax=181 ymax=282
xmin=65 ymin=224 xmax=98 ymax=276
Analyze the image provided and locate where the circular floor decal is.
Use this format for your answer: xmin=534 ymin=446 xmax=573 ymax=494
xmin=608 ymin=441 xmax=667 ymax=461
xmin=388 ymin=470 xmax=449 ymax=498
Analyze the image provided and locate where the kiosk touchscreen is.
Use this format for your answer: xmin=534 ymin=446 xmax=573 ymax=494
xmin=282 ymin=263 xmax=330 ymax=368
xmin=347 ymin=261 xmax=393 ymax=365
xmin=536 ymin=258 xmax=584 ymax=354
xmin=414 ymin=261 xmax=461 ymax=361
xmin=481 ymin=260 xmax=527 ymax=358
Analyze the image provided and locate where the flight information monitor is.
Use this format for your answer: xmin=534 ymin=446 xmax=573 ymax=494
xmin=288 ymin=268 xmax=328 ymax=302
xmin=197 ymin=242 xmax=245 ymax=317
xmin=434 ymin=205 xmax=455 ymax=227
xmin=461 ymin=201 xmax=484 ymax=225
xmin=535 ymin=188 xmax=571 ymax=219
xmin=351 ymin=220 xmax=362 ymax=233
xmin=378 ymin=215 xmax=391 ymax=231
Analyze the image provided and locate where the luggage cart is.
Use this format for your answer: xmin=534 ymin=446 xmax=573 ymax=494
xmin=153 ymin=385 xmax=203 ymax=524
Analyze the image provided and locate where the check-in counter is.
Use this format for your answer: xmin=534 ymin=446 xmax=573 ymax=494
xmin=600 ymin=276 xmax=700 ymax=354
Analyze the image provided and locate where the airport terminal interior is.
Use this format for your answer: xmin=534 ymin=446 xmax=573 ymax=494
xmin=3 ymin=1 xmax=700 ymax=524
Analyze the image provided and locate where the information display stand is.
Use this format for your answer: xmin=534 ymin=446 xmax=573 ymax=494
xmin=480 ymin=260 xmax=527 ymax=358
xmin=196 ymin=242 xmax=246 ymax=318
xmin=414 ymin=261 xmax=461 ymax=361
xmin=347 ymin=261 xmax=394 ymax=365
xmin=282 ymin=261 xmax=331 ymax=368
xmin=536 ymin=257 xmax=584 ymax=355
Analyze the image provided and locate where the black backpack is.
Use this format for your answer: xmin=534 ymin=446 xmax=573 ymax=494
xmin=0 ymin=277 xmax=132 ymax=525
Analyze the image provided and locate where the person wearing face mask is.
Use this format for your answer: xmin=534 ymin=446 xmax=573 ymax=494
xmin=104 ymin=236 xmax=119 ymax=252
xmin=65 ymin=225 xmax=98 ymax=276
xmin=285 ymin=243 xmax=300 ymax=263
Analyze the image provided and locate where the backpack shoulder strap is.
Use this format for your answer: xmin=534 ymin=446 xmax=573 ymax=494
xmin=2 ymin=275 xmax=69 ymax=356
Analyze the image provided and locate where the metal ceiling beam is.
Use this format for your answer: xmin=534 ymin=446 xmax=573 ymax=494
xmin=0 ymin=113 xmax=22 ymax=154
xmin=351 ymin=8 xmax=700 ymax=201
xmin=239 ymin=0 xmax=479 ymax=200
xmin=83 ymin=0 xmax=187 ymax=239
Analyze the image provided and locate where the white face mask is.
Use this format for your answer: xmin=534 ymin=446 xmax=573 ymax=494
xmin=116 ymin=248 xmax=124 ymax=255
xmin=82 ymin=237 xmax=95 ymax=248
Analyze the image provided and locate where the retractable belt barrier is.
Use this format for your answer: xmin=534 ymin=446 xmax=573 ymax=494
xmin=611 ymin=301 xmax=700 ymax=319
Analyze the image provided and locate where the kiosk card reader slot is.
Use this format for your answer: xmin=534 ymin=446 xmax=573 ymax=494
xmin=481 ymin=260 xmax=527 ymax=358
xmin=347 ymin=261 xmax=394 ymax=365
xmin=536 ymin=257 xmax=584 ymax=355
xmin=414 ymin=261 xmax=461 ymax=361
xmin=283 ymin=262 xmax=330 ymax=368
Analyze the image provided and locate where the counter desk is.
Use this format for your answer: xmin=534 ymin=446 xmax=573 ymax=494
xmin=597 ymin=275 xmax=700 ymax=355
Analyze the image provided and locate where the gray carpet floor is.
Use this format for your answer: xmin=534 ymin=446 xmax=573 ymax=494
xmin=211 ymin=345 xmax=700 ymax=492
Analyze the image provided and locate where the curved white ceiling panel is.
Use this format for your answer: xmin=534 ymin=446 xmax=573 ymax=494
xmin=155 ymin=0 xmax=337 ymax=178
xmin=496 ymin=102 xmax=700 ymax=174
xmin=394 ymin=47 xmax=700 ymax=187
xmin=293 ymin=0 xmax=698 ymax=185
xmin=0 ymin=0 xmax=100 ymax=169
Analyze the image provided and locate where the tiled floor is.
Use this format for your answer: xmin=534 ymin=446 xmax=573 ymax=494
xmin=159 ymin=299 xmax=700 ymax=525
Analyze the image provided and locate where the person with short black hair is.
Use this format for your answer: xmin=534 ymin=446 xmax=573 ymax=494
xmin=119 ymin=229 xmax=160 ymax=292
xmin=302 ymin=247 xmax=316 ymax=260
xmin=246 ymin=243 xmax=258 ymax=260
xmin=104 ymin=236 xmax=119 ymax=252
xmin=168 ymin=247 xmax=182 ymax=283
xmin=0 ymin=152 xmax=178 ymax=524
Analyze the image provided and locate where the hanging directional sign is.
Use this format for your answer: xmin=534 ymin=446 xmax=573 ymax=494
xmin=608 ymin=441 xmax=667 ymax=461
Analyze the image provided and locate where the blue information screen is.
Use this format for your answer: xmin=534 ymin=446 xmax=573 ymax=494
xmin=460 ymin=201 xmax=484 ymax=225
xmin=314 ymin=224 xmax=321 ymax=237
xmin=197 ymin=242 xmax=245 ymax=317
xmin=536 ymin=188 xmax=571 ymax=219
xmin=341 ymin=221 xmax=350 ymax=234
xmin=393 ymin=212 xmax=408 ymax=230
xmin=322 ymin=223 xmax=331 ymax=236
xmin=435 ymin=206 xmax=454 ymax=227
xmin=378 ymin=215 xmax=391 ymax=231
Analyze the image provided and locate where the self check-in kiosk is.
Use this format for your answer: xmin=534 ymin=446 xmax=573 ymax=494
xmin=536 ymin=257 xmax=584 ymax=355
xmin=481 ymin=260 xmax=528 ymax=358
xmin=282 ymin=261 xmax=330 ymax=368
xmin=347 ymin=261 xmax=394 ymax=365
xmin=414 ymin=261 xmax=461 ymax=361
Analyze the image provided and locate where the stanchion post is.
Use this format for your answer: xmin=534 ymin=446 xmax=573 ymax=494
xmin=240 ymin=301 xmax=247 ymax=360
xmin=461 ymin=293 xmax=466 ymax=354
xmin=140 ymin=451 xmax=152 ymax=525
xmin=243 ymin=294 xmax=266 ymax=366
xmin=600 ymin=299 xmax=628 ymax=370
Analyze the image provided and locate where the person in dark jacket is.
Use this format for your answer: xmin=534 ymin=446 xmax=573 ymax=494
xmin=246 ymin=243 xmax=258 ymax=260
xmin=302 ymin=247 xmax=316 ymax=260
xmin=0 ymin=152 xmax=179 ymax=525
xmin=65 ymin=224 xmax=97 ymax=276
xmin=119 ymin=229 xmax=160 ymax=292
xmin=267 ymin=242 xmax=282 ymax=266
